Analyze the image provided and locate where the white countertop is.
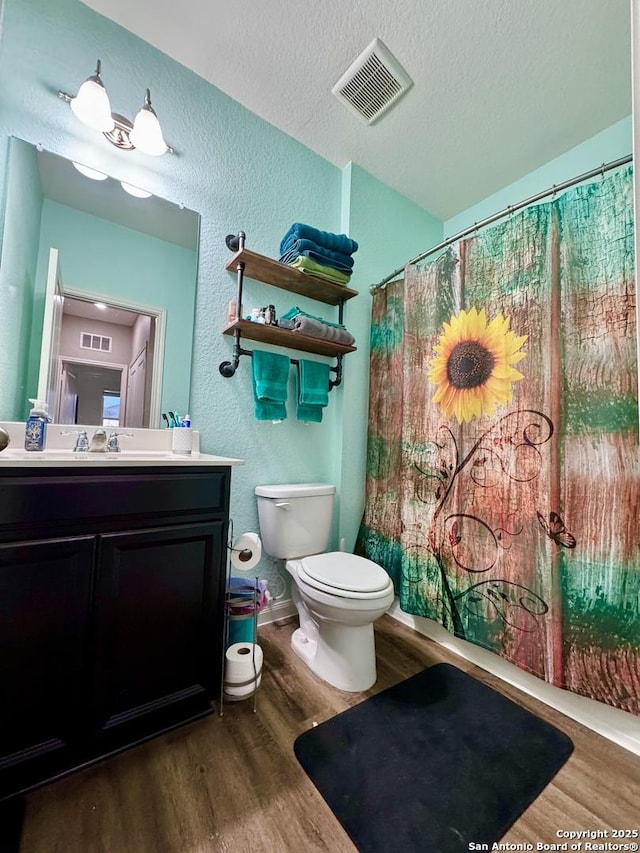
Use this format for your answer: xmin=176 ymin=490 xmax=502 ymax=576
xmin=0 ymin=423 xmax=244 ymax=467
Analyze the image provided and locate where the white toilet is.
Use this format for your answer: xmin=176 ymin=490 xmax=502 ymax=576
xmin=255 ymin=483 xmax=395 ymax=692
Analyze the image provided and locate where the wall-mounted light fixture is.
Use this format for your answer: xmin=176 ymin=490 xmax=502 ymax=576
xmin=59 ymin=60 xmax=173 ymax=156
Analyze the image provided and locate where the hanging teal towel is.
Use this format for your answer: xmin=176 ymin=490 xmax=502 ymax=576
xmin=297 ymin=359 xmax=330 ymax=422
xmin=252 ymin=350 xmax=289 ymax=421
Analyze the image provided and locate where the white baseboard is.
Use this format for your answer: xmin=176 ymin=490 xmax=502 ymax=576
xmin=387 ymin=599 xmax=640 ymax=757
xmin=258 ymin=598 xmax=297 ymax=626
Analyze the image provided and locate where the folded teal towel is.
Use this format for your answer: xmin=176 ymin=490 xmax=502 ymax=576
xmin=252 ymin=350 xmax=289 ymax=421
xmin=281 ymin=306 xmax=346 ymax=329
xmin=279 ymin=223 xmax=359 ymax=256
xmin=297 ymin=359 xmax=330 ymax=423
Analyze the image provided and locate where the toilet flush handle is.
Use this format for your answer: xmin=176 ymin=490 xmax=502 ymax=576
xmin=274 ymin=501 xmax=291 ymax=510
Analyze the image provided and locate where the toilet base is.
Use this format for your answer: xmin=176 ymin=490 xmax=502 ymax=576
xmin=290 ymin=620 xmax=377 ymax=692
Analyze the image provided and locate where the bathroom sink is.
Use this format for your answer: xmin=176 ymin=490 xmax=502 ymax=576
xmin=0 ymin=448 xmax=244 ymax=466
xmin=0 ymin=448 xmax=175 ymax=462
xmin=0 ymin=423 xmax=244 ymax=466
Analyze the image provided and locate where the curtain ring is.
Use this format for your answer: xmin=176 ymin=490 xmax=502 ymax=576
xmin=601 ymin=163 xmax=606 ymax=180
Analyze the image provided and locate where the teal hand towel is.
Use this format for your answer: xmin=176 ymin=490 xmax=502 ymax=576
xmin=252 ymin=350 xmax=289 ymax=421
xmin=297 ymin=359 xmax=330 ymax=422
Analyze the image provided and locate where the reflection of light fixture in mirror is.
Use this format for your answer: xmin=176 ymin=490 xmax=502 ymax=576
xmin=59 ymin=60 xmax=173 ymax=156
xmin=121 ymin=182 xmax=153 ymax=199
xmin=72 ymin=161 xmax=108 ymax=181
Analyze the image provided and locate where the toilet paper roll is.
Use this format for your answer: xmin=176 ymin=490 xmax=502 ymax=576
xmin=224 ymin=642 xmax=264 ymax=683
xmin=224 ymin=642 xmax=263 ymax=700
xmin=224 ymin=674 xmax=262 ymax=701
xmin=230 ymin=532 xmax=262 ymax=571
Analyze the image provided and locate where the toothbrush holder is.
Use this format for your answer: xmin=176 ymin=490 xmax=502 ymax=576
xmin=171 ymin=427 xmax=193 ymax=455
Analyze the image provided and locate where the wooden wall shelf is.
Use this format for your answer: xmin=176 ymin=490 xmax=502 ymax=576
xmin=225 ymin=248 xmax=358 ymax=305
xmin=222 ymin=319 xmax=356 ymax=357
xmin=220 ymin=235 xmax=358 ymax=388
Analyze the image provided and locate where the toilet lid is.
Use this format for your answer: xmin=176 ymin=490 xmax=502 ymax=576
xmin=299 ymin=552 xmax=391 ymax=593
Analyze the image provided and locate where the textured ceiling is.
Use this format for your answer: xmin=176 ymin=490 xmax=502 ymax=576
xmin=81 ymin=0 xmax=631 ymax=220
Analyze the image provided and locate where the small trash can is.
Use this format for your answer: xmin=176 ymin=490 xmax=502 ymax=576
xmin=225 ymin=578 xmax=267 ymax=648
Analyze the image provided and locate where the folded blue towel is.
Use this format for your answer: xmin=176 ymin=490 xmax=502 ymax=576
xmin=279 ymin=223 xmax=359 ymax=256
xmin=279 ymin=237 xmax=355 ymax=270
xmin=297 ymin=359 xmax=330 ymax=423
xmin=252 ymin=350 xmax=289 ymax=421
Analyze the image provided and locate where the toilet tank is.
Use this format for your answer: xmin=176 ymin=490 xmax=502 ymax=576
xmin=255 ymin=483 xmax=336 ymax=559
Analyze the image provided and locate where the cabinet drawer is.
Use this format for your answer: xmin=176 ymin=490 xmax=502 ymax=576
xmin=0 ymin=467 xmax=230 ymax=539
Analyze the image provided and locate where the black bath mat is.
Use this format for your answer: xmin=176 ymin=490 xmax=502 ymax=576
xmin=294 ymin=663 xmax=573 ymax=853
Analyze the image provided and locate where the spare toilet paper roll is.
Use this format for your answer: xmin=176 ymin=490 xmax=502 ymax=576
xmin=224 ymin=643 xmax=263 ymax=699
xmin=230 ymin=532 xmax=262 ymax=571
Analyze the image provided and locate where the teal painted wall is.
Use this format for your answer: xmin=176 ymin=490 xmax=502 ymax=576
xmin=0 ymin=137 xmax=40 ymax=419
xmin=0 ymin=0 xmax=441 ymax=597
xmin=445 ymin=116 xmax=632 ymax=236
xmin=27 ymin=198 xmax=197 ymax=420
xmin=337 ymin=163 xmax=443 ymax=550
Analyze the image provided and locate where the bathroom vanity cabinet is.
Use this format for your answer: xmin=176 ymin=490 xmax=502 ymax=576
xmin=0 ymin=462 xmax=232 ymax=800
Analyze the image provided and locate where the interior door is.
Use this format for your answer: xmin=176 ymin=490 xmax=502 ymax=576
xmin=37 ymin=247 xmax=64 ymax=417
xmin=125 ymin=345 xmax=147 ymax=428
xmin=56 ymin=362 xmax=78 ymax=424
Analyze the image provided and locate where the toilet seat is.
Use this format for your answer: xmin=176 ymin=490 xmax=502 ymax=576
xmin=294 ymin=552 xmax=393 ymax=600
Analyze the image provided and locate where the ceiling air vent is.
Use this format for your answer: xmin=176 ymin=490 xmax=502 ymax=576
xmin=332 ymin=38 xmax=413 ymax=125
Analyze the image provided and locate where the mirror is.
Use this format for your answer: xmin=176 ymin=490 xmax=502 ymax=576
xmin=0 ymin=138 xmax=200 ymax=427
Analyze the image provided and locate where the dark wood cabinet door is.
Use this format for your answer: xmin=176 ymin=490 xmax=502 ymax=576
xmin=91 ymin=522 xmax=225 ymax=749
xmin=0 ymin=536 xmax=95 ymax=797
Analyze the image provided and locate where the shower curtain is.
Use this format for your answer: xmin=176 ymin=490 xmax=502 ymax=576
xmin=356 ymin=166 xmax=640 ymax=714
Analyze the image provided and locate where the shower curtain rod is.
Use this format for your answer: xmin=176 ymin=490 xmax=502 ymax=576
xmin=372 ymin=153 xmax=633 ymax=291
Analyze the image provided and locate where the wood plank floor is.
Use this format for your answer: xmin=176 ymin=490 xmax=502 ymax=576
xmin=17 ymin=615 xmax=640 ymax=852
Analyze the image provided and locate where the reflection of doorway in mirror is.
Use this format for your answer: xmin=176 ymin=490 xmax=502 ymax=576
xmin=45 ymin=289 xmax=165 ymax=427
xmin=53 ymin=296 xmax=159 ymax=428
xmin=57 ymin=360 xmax=126 ymax=425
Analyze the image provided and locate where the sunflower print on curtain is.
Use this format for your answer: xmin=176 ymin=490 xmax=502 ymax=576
xmin=356 ymin=166 xmax=639 ymax=713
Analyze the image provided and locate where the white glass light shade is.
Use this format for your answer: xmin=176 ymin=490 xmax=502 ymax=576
xmin=130 ymin=104 xmax=168 ymax=156
xmin=121 ymin=182 xmax=152 ymax=199
xmin=72 ymin=161 xmax=108 ymax=181
xmin=70 ymin=78 xmax=115 ymax=133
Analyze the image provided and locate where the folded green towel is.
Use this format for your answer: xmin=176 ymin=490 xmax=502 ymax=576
xmin=297 ymin=359 xmax=330 ymax=423
xmin=252 ymin=350 xmax=289 ymax=421
xmin=289 ymin=255 xmax=352 ymax=285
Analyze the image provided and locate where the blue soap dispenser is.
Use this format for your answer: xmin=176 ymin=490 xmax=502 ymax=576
xmin=24 ymin=399 xmax=50 ymax=451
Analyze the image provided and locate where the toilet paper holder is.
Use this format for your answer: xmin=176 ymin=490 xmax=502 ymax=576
xmin=227 ymin=528 xmax=262 ymax=572
xmin=230 ymin=545 xmax=253 ymax=563
xmin=220 ymin=521 xmax=262 ymax=717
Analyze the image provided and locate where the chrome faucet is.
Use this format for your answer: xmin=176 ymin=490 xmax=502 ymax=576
xmin=107 ymin=431 xmax=134 ymax=452
xmin=60 ymin=429 xmax=90 ymax=452
xmin=88 ymin=429 xmax=108 ymax=452
xmin=61 ymin=428 xmax=132 ymax=452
